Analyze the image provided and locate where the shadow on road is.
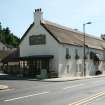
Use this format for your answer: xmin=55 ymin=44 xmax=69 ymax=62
xmin=0 ymin=73 xmax=41 ymax=81
xmin=0 ymin=73 xmax=77 ymax=83
xmin=0 ymin=74 xmax=63 ymax=82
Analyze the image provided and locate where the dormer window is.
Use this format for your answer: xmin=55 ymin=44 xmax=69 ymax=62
xmin=29 ymin=35 xmax=46 ymax=45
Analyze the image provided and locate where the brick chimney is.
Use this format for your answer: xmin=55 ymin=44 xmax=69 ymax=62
xmin=34 ymin=8 xmax=43 ymax=26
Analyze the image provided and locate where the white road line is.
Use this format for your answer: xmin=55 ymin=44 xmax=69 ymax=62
xmin=63 ymin=84 xmax=83 ymax=90
xmin=4 ymin=91 xmax=49 ymax=102
xmin=68 ymin=91 xmax=105 ymax=105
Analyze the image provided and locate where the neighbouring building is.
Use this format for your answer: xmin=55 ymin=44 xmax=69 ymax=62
xmin=0 ymin=41 xmax=15 ymax=71
xmin=2 ymin=9 xmax=105 ymax=78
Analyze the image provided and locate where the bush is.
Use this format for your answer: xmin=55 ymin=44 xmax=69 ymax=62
xmin=95 ymin=71 xmax=102 ymax=75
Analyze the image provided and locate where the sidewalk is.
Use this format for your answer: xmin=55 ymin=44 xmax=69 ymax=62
xmin=43 ymin=75 xmax=105 ymax=82
xmin=0 ymin=85 xmax=8 ymax=90
xmin=0 ymin=75 xmax=105 ymax=90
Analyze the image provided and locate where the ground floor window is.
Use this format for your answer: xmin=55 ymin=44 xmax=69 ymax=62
xmin=3 ymin=59 xmax=50 ymax=77
xmin=66 ymin=65 xmax=69 ymax=73
xmin=77 ymin=64 xmax=82 ymax=72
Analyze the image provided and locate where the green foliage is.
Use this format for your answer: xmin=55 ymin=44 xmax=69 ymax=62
xmin=0 ymin=22 xmax=20 ymax=47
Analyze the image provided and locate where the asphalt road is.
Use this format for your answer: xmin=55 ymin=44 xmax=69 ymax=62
xmin=0 ymin=76 xmax=105 ymax=105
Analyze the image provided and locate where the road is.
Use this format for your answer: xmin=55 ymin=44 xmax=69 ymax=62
xmin=0 ymin=76 xmax=105 ymax=105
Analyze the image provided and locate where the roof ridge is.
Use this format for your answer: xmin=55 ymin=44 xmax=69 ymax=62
xmin=43 ymin=20 xmax=104 ymax=42
xmin=43 ymin=20 xmax=79 ymax=33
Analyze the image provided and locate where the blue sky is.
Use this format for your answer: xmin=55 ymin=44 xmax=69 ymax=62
xmin=0 ymin=0 xmax=105 ymax=38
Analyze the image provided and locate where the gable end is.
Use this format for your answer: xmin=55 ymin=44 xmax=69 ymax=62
xmin=19 ymin=23 xmax=34 ymax=45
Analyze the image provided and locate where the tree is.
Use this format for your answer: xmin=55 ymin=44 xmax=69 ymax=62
xmin=0 ymin=22 xmax=20 ymax=47
xmin=0 ymin=22 xmax=2 ymax=31
xmin=0 ymin=22 xmax=2 ymax=41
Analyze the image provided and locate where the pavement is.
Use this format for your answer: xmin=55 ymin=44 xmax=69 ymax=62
xmin=0 ymin=73 xmax=8 ymax=90
xmin=40 ymin=74 xmax=105 ymax=82
xmin=0 ymin=74 xmax=105 ymax=90
xmin=23 ymin=74 xmax=105 ymax=83
xmin=0 ymin=85 xmax=8 ymax=90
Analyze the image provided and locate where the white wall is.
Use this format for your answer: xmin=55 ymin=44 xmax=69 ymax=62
xmin=19 ymin=24 xmax=105 ymax=77
xmin=58 ymin=44 xmax=83 ymax=77
xmin=58 ymin=44 xmax=105 ymax=77
xmin=19 ymin=23 xmax=60 ymax=73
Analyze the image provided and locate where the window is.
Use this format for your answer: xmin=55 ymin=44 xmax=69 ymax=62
xmin=67 ymin=65 xmax=69 ymax=73
xmin=66 ymin=48 xmax=71 ymax=59
xmin=75 ymin=49 xmax=79 ymax=59
xmin=3 ymin=47 xmax=5 ymax=51
xmin=78 ymin=64 xmax=82 ymax=72
xmin=66 ymin=48 xmax=69 ymax=55
xmin=29 ymin=35 xmax=46 ymax=45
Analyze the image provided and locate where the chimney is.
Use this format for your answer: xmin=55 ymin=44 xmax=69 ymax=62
xmin=34 ymin=8 xmax=43 ymax=26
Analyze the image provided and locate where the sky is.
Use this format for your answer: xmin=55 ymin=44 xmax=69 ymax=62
xmin=0 ymin=0 xmax=105 ymax=38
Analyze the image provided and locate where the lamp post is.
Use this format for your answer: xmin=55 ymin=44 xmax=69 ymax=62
xmin=83 ymin=22 xmax=92 ymax=76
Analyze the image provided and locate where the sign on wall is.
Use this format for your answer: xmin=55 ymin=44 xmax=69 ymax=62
xmin=29 ymin=35 xmax=46 ymax=45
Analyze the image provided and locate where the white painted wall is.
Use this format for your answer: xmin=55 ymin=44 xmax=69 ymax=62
xmin=58 ymin=44 xmax=83 ymax=77
xmin=19 ymin=22 xmax=105 ymax=78
xmin=19 ymin=23 xmax=60 ymax=73
xmin=58 ymin=44 xmax=105 ymax=77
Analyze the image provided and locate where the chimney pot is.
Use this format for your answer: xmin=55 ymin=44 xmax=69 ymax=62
xmin=34 ymin=8 xmax=43 ymax=25
xmin=36 ymin=9 xmax=38 ymax=12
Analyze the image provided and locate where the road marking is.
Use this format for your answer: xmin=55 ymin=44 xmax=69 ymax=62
xmin=4 ymin=91 xmax=49 ymax=102
xmin=63 ymin=84 xmax=83 ymax=90
xmin=68 ymin=91 xmax=105 ymax=105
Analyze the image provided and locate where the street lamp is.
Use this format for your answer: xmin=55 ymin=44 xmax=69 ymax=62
xmin=83 ymin=22 xmax=92 ymax=76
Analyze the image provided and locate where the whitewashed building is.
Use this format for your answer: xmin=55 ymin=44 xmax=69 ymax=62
xmin=2 ymin=9 xmax=105 ymax=78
